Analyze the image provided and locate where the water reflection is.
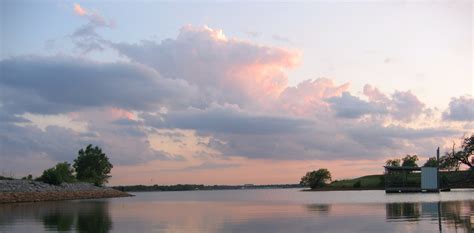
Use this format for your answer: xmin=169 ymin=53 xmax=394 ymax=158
xmin=386 ymin=201 xmax=473 ymax=232
xmin=0 ymin=200 xmax=112 ymax=233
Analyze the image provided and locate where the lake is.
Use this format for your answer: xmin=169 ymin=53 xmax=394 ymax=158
xmin=1 ymin=189 xmax=473 ymax=233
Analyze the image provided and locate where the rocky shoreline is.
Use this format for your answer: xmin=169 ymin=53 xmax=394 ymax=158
xmin=0 ymin=180 xmax=132 ymax=203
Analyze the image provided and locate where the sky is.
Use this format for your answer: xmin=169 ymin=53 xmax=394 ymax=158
xmin=0 ymin=0 xmax=473 ymax=185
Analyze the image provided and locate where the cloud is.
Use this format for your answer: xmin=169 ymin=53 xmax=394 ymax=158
xmin=71 ymin=3 xmax=114 ymax=53
xmin=0 ymin=55 xmax=198 ymax=115
xmin=279 ymin=78 xmax=350 ymax=116
xmin=361 ymin=85 xmax=428 ymax=121
xmin=143 ymin=104 xmax=311 ymax=135
xmin=74 ymin=3 xmax=87 ymax=16
xmin=443 ymin=95 xmax=474 ymax=121
xmin=390 ymin=90 xmax=426 ymax=121
xmin=0 ymin=24 xmax=467 ymax=180
xmin=326 ymin=92 xmax=387 ymax=118
xmin=111 ymin=25 xmax=301 ymax=107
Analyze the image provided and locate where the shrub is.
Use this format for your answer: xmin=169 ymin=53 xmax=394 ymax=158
xmin=37 ymin=162 xmax=75 ymax=185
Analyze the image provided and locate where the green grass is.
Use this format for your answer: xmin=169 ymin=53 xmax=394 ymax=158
xmin=329 ymin=175 xmax=384 ymax=188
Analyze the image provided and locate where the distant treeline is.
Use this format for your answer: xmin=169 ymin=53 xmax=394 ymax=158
xmin=112 ymin=184 xmax=303 ymax=192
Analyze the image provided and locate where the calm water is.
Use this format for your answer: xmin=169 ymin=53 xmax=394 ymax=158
xmin=1 ymin=189 xmax=473 ymax=233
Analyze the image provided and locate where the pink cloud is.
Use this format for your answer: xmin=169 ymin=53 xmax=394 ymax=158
xmin=113 ymin=25 xmax=301 ymax=108
xmin=73 ymin=3 xmax=87 ymax=16
xmin=279 ymin=78 xmax=350 ymax=116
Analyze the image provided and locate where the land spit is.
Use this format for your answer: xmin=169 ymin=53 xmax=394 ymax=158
xmin=0 ymin=180 xmax=132 ymax=203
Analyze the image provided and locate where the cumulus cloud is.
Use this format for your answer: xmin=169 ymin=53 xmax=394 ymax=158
xmin=359 ymin=85 xmax=428 ymax=121
xmin=112 ymin=25 xmax=301 ymax=107
xmin=443 ymin=96 xmax=474 ymax=121
xmin=279 ymin=78 xmax=350 ymax=116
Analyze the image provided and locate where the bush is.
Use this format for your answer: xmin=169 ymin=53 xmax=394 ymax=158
xmin=37 ymin=162 xmax=75 ymax=185
xmin=353 ymin=180 xmax=361 ymax=188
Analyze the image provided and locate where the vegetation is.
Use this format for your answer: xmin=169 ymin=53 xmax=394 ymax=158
xmin=329 ymin=175 xmax=384 ymax=189
xmin=300 ymin=169 xmax=332 ymax=189
xmin=0 ymin=175 xmax=14 ymax=180
xmin=37 ymin=162 xmax=76 ymax=185
xmin=439 ymin=155 xmax=460 ymax=171
xmin=423 ymin=157 xmax=438 ymax=167
xmin=74 ymin=145 xmax=113 ymax=186
xmin=385 ymin=159 xmax=401 ymax=167
xmin=401 ymin=155 xmax=419 ymax=167
xmin=444 ymin=135 xmax=474 ymax=169
xmin=33 ymin=144 xmax=113 ymax=186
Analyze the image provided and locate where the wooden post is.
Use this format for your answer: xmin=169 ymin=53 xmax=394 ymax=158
xmin=437 ymin=147 xmax=440 ymax=190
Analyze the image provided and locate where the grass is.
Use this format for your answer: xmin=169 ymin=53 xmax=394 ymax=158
xmin=329 ymin=175 xmax=384 ymax=189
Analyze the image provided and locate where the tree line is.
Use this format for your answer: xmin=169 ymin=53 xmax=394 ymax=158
xmin=386 ymin=134 xmax=474 ymax=170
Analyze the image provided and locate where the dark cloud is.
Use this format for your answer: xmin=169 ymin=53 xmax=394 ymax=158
xmin=0 ymin=123 xmax=96 ymax=163
xmin=326 ymin=92 xmax=387 ymax=118
xmin=143 ymin=105 xmax=311 ymax=135
xmin=0 ymin=56 xmax=197 ymax=115
xmin=205 ymin=121 xmax=458 ymax=160
xmin=443 ymin=96 xmax=474 ymax=121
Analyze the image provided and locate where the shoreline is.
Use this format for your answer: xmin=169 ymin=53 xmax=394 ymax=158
xmin=0 ymin=190 xmax=132 ymax=204
xmin=0 ymin=180 xmax=132 ymax=204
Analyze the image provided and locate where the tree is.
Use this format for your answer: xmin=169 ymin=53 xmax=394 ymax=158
xmin=439 ymin=135 xmax=474 ymax=171
xmin=37 ymin=162 xmax=75 ymax=185
xmin=385 ymin=159 xmax=401 ymax=167
xmin=73 ymin=145 xmax=113 ymax=186
xmin=439 ymin=154 xmax=460 ymax=171
xmin=453 ymin=135 xmax=473 ymax=169
xmin=423 ymin=157 xmax=438 ymax=167
xmin=401 ymin=155 xmax=419 ymax=167
xmin=300 ymin=169 xmax=332 ymax=189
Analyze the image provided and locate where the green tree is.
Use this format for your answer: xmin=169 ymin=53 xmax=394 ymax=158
xmin=402 ymin=155 xmax=419 ymax=167
xmin=300 ymin=169 xmax=332 ymax=189
xmin=385 ymin=159 xmax=401 ymax=167
xmin=37 ymin=162 xmax=75 ymax=185
xmin=423 ymin=157 xmax=438 ymax=167
xmin=73 ymin=145 xmax=113 ymax=186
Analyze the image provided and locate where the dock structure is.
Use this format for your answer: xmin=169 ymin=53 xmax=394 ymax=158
xmin=384 ymin=166 xmax=440 ymax=193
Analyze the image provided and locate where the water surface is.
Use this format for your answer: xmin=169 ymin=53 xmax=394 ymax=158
xmin=1 ymin=189 xmax=473 ymax=233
